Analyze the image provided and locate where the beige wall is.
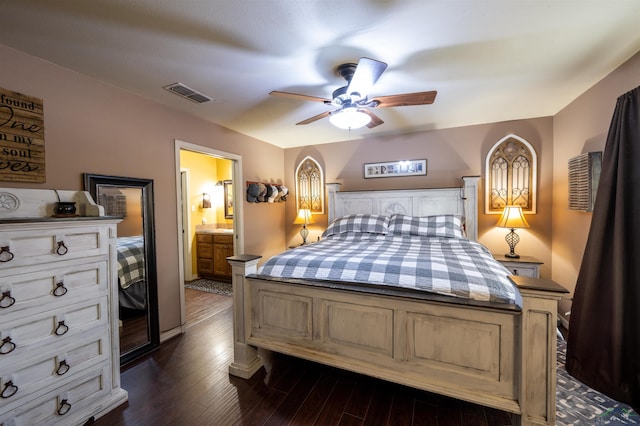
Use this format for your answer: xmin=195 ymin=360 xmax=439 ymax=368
xmin=4 ymin=38 xmax=638 ymax=336
xmin=0 ymin=43 xmax=285 ymax=334
xmin=117 ymin=187 xmax=144 ymax=237
xmin=552 ymin=51 xmax=640 ymax=323
xmin=285 ymin=117 xmax=555 ymax=278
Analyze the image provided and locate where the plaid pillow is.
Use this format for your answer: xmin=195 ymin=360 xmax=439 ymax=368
xmin=322 ymin=214 xmax=390 ymax=238
xmin=388 ymin=214 xmax=465 ymax=238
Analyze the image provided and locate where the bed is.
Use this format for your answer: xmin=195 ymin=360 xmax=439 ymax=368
xmin=117 ymin=235 xmax=147 ymax=311
xmin=228 ymin=177 xmax=567 ymax=426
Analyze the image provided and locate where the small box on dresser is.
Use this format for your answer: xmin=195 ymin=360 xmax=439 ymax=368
xmin=0 ymin=188 xmax=127 ymax=425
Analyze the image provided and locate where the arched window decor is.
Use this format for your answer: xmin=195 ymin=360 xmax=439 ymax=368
xmin=296 ymin=156 xmax=324 ymax=214
xmin=485 ymin=134 xmax=537 ymax=214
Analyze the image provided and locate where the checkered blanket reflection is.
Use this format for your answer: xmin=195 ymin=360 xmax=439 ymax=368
xmin=259 ymin=233 xmax=520 ymax=306
xmin=117 ymin=236 xmax=145 ymax=289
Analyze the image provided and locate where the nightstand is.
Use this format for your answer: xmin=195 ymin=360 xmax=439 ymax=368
xmin=494 ymin=254 xmax=542 ymax=278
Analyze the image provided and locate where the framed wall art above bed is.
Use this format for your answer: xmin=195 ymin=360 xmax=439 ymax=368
xmin=364 ymin=159 xmax=426 ymax=178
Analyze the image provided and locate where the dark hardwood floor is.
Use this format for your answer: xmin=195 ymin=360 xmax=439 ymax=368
xmin=94 ymin=290 xmax=514 ymax=426
xmin=119 ymin=308 xmax=149 ymax=351
xmin=185 ymin=287 xmax=233 ymax=327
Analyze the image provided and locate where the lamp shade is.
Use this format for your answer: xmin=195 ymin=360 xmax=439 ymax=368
xmin=329 ymin=108 xmax=371 ymax=130
xmin=496 ymin=205 xmax=529 ymax=229
xmin=294 ymin=209 xmax=314 ymax=225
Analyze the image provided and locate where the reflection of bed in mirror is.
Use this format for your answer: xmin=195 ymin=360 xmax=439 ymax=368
xmin=117 ymin=235 xmax=147 ymax=311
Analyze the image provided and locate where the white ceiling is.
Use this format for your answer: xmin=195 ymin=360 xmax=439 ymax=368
xmin=1 ymin=1 xmax=639 ymax=149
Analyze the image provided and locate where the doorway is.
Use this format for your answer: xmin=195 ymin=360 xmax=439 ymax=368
xmin=174 ymin=140 xmax=243 ymax=329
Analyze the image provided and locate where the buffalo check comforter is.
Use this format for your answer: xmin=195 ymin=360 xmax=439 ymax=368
xmin=117 ymin=235 xmax=145 ymax=289
xmin=259 ymin=232 xmax=521 ymax=307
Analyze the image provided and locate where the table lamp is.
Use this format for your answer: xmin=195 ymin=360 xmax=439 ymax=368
xmin=294 ymin=208 xmax=314 ymax=245
xmin=496 ymin=205 xmax=529 ymax=258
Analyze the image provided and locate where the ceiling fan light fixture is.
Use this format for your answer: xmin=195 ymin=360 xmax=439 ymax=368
xmin=329 ymin=107 xmax=371 ymax=130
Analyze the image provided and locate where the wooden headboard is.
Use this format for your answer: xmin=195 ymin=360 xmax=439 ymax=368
xmin=326 ymin=176 xmax=480 ymax=241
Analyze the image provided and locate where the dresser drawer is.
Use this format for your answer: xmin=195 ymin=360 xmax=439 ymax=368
xmin=0 ymin=225 xmax=109 ymax=270
xmin=213 ymin=234 xmax=233 ymax=245
xmin=197 ymin=243 xmax=213 ymax=258
xmin=494 ymin=255 xmax=541 ymax=279
xmin=0 ymin=259 xmax=107 ymax=316
xmin=0 ymin=363 xmax=112 ymax=426
xmin=504 ymin=265 xmax=538 ymax=278
xmin=0 ymin=297 xmax=108 ymax=362
xmin=0 ymin=328 xmax=109 ymax=412
xmin=197 ymin=258 xmax=214 ymax=275
xmin=196 ymin=233 xmax=213 ymax=243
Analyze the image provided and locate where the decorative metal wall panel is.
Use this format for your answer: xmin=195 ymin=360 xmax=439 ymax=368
xmin=568 ymin=152 xmax=602 ymax=212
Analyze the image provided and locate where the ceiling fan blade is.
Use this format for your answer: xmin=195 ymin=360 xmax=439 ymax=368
xmin=296 ymin=110 xmax=332 ymax=125
xmin=371 ymin=91 xmax=437 ymax=108
xmin=270 ymin=91 xmax=331 ymax=104
xmin=347 ymin=58 xmax=388 ymax=99
xmin=362 ymin=109 xmax=384 ymax=129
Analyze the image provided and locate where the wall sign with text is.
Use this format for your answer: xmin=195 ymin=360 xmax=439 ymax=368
xmin=0 ymin=87 xmax=45 ymax=183
xmin=364 ymin=159 xmax=427 ymax=179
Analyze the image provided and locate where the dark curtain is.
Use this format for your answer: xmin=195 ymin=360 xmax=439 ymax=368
xmin=566 ymin=86 xmax=640 ymax=412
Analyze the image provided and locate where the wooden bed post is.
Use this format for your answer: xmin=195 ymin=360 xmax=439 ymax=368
xmin=326 ymin=183 xmax=341 ymax=223
xmin=227 ymin=254 xmax=264 ymax=379
xmin=512 ymin=276 xmax=569 ymax=425
xmin=462 ymin=176 xmax=480 ymax=242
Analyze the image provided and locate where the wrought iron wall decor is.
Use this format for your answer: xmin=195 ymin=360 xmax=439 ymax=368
xmin=485 ymin=134 xmax=537 ymax=214
xmin=295 ymin=156 xmax=324 ymax=214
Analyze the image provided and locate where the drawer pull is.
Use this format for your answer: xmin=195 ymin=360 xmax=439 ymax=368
xmin=0 ymin=291 xmax=16 ymax=308
xmin=55 ymin=321 xmax=69 ymax=336
xmin=0 ymin=246 xmax=14 ymax=262
xmin=57 ymin=398 xmax=72 ymax=416
xmin=1 ymin=380 xmax=18 ymax=399
xmin=53 ymin=282 xmax=68 ymax=297
xmin=0 ymin=337 xmax=16 ymax=355
xmin=56 ymin=241 xmax=69 ymax=256
xmin=56 ymin=360 xmax=70 ymax=376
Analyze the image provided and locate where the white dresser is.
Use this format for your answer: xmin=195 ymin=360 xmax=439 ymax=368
xmin=0 ymin=189 xmax=127 ymax=425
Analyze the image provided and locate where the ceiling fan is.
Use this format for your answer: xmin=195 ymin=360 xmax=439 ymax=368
xmin=270 ymin=57 xmax=437 ymax=130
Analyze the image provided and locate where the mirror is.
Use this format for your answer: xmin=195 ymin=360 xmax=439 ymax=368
xmin=83 ymin=174 xmax=160 ymax=365
xmin=223 ymin=180 xmax=233 ymax=219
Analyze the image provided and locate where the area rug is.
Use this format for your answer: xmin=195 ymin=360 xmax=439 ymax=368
xmin=556 ymin=337 xmax=638 ymax=425
xmin=184 ymin=279 xmax=232 ymax=296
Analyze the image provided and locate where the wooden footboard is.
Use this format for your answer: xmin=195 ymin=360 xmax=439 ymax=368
xmin=228 ymin=256 xmax=567 ymax=426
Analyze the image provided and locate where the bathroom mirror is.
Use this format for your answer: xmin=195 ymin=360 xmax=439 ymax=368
xmin=83 ymin=174 xmax=160 ymax=365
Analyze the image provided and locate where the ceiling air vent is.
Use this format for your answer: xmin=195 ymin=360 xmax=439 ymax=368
xmin=568 ymin=151 xmax=602 ymax=212
xmin=163 ymin=82 xmax=212 ymax=104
